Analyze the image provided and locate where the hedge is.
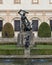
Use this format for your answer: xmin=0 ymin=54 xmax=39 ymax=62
xmin=38 ymin=22 xmax=51 ymax=37
xmin=30 ymin=49 xmax=52 ymax=55
xmin=35 ymin=42 xmax=52 ymax=45
xmin=2 ymin=23 xmax=14 ymax=38
xmin=0 ymin=49 xmax=24 ymax=55
xmin=0 ymin=42 xmax=17 ymax=45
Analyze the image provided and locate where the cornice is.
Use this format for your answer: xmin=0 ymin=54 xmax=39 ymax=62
xmin=0 ymin=10 xmax=52 ymax=13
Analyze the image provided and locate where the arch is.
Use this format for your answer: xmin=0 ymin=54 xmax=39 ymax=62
xmin=31 ymin=17 xmax=40 ymax=31
xmin=0 ymin=17 xmax=4 ymax=31
xmin=48 ymin=17 xmax=52 ymax=31
xmin=48 ymin=17 xmax=52 ymax=25
xmin=11 ymin=17 xmax=20 ymax=30
xmin=0 ymin=17 xmax=4 ymax=21
xmin=31 ymin=17 xmax=41 ymax=27
xmin=12 ymin=17 xmax=20 ymax=31
xmin=30 ymin=17 xmax=40 ymax=21
xmin=12 ymin=17 xmax=20 ymax=21
xmin=2 ymin=23 xmax=14 ymax=38
xmin=48 ymin=17 xmax=52 ymax=21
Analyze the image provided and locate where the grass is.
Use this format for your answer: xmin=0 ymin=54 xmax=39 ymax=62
xmin=31 ymin=42 xmax=52 ymax=55
xmin=33 ymin=42 xmax=52 ymax=49
xmin=0 ymin=45 xmax=17 ymax=49
xmin=0 ymin=45 xmax=24 ymax=49
xmin=33 ymin=45 xmax=52 ymax=49
xmin=0 ymin=44 xmax=24 ymax=55
xmin=30 ymin=49 xmax=52 ymax=55
xmin=0 ymin=49 xmax=24 ymax=55
xmin=0 ymin=42 xmax=24 ymax=55
xmin=0 ymin=42 xmax=17 ymax=45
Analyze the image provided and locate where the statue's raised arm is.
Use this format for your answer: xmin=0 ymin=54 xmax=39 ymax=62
xmin=18 ymin=9 xmax=28 ymax=16
xmin=18 ymin=9 xmax=22 ymax=16
xmin=18 ymin=9 xmax=32 ymax=31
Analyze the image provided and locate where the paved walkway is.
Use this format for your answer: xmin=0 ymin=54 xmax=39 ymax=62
xmin=34 ymin=37 xmax=52 ymax=43
xmin=0 ymin=37 xmax=52 ymax=43
xmin=0 ymin=55 xmax=52 ymax=58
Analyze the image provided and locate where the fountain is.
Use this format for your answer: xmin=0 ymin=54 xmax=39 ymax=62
xmin=17 ymin=9 xmax=34 ymax=48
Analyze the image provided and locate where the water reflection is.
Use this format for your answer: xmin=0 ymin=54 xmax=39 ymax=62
xmin=31 ymin=59 xmax=48 ymax=63
xmin=0 ymin=58 xmax=52 ymax=65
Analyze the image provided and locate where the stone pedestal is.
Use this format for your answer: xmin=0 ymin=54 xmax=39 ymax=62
xmin=17 ymin=31 xmax=34 ymax=46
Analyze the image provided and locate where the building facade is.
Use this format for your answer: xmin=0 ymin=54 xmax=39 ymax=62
xmin=0 ymin=0 xmax=52 ymax=37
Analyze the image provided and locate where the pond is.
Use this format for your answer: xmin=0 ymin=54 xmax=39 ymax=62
xmin=0 ymin=58 xmax=52 ymax=65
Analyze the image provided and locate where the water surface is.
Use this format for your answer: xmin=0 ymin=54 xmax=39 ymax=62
xmin=0 ymin=58 xmax=52 ymax=65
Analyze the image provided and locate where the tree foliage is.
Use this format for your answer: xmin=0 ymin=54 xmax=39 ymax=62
xmin=38 ymin=22 xmax=51 ymax=37
xmin=2 ymin=23 xmax=14 ymax=38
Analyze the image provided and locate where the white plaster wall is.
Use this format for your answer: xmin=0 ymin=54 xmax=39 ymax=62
xmin=0 ymin=0 xmax=52 ymax=37
xmin=14 ymin=32 xmax=19 ymax=37
xmin=0 ymin=32 xmax=2 ymax=37
xmin=33 ymin=32 xmax=38 ymax=38
xmin=0 ymin=0 xmax=52 ymax=10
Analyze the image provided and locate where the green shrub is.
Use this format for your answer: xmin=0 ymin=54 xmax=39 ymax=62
xmin=38 ymin=22 xmax=51 ymax=37
xmin=30 ymin=49 xmax=52 ymax=55
xmin=0 ymin=49 xmax=24 ymax=55
xmin=0 ymin=42 xmax=17 ymax=45
xmin=2 ymin=23 xmax=14 ymax=38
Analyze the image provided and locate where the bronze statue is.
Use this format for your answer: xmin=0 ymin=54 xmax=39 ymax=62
xmin=18 ymin=9 xmax=32 ymax=48
xmin=25 ymin=35 xmax=30 ymax=48
xmin=18 ymin=9 xmax=32 ymax=31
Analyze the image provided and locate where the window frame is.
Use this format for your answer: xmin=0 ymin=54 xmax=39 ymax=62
xmin=50 ymin=20 xmax=52 ymax=31
xmin=32 ymin=20 xmax=38 ymax=31
xmin=49 ymin=0 xmax=52 ymax=4
xmin=14 ymin=20 xmax=20 ymax=31
xmin=14 ymin=0 xmax=21 ymax=4
xmin=0 ymin=20 xmax=3 ymax=31
xmin=0 ymin=0 xmax=3 ymax=4
xmin=32 ymin=0 xmax=39 ymax=4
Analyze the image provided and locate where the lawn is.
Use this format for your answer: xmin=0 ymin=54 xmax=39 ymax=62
xmin=34 ymin=45 xmax=52 ymax=49
xmin=0 ymin=49 xmax=24 ymax=55
xmin=0 ymin=45 xmax=24 ymax=49
xmin=30 ymin=49 xmax=52 ymax=55
xmin=0 ymin=45 xmax=17 ymax=49
xmin=30 ymin=42 xmax=52 ymax=55
xmin=0 ymin=45 xmax=24 ymax=55
xmin=33 ymin=42 xmax=52 ymax=49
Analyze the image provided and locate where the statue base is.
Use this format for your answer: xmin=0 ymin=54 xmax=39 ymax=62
xmin=17 ymin=31 xmax=34 ymax=47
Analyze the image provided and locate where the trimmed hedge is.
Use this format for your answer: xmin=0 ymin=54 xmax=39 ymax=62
xmin=2 ymin=23 xmax=14 ymax=38
xmin=30 ymin=49 xmax=52 ymax=55
xmin=0 ymin=42 xmax=17 ymax=45
xmin=0 ymin=49 xmax=24 ymax=55
xmin=38 ymin=22 xmax=51 ymax=37
xmin=35 ymin=42 xmax=52 ymax=45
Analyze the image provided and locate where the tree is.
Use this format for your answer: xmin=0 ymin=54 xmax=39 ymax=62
xmin=2 ymin=23 xmax=14 ymax=38
xmin=38 ymin=22 xmax=51 ymax=37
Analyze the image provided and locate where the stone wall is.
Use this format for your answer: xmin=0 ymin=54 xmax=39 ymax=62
xmin=0 ymin=10 xmax=52 ymax=37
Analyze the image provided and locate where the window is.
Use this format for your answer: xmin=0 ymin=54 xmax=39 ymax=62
xmin=14 ymin=0 xmax=21 ymax=4
xmin=49 ymin=0 xmax=52 ymax=4
xmin=32 ymin=0 xmax=39 ymax=4
xmin=0 ymin=0 xmax=2 ymax=4
xmin=0 ymin=20 xmax=3 ymax=31
xmin=50 ymin=20 xmax=52 ymax=30
xmin=32 ymin=20 xmax=38 ymax=31
xmin=14 ymin=20 xmax=20 ymax=31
